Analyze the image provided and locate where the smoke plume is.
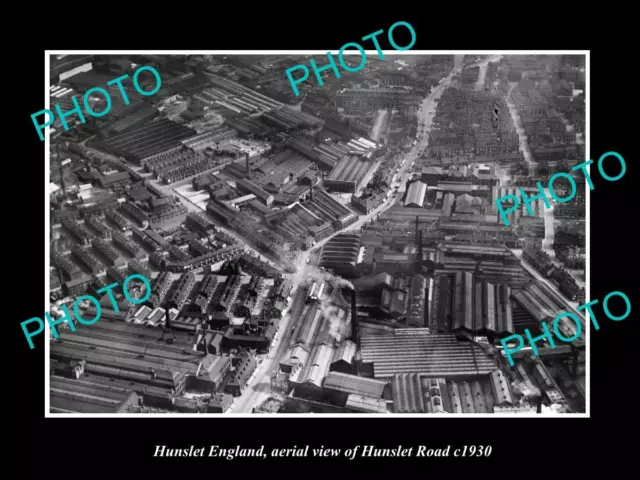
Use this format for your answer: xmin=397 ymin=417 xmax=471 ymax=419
xmin=317 ymin=300 xmax=344 ymax=342
xmin=289 ymin=257 xmax=354 ymax=343
xmin=495 ymin=165 xmax=511 ymax=188
xmin=290 ymin=260 xmax=354 ymax=291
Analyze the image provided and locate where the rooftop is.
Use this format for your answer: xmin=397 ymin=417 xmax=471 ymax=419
xmin=360 ymin=330 xmax=497 ymax=378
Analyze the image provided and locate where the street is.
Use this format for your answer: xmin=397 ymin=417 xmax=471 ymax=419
xmin=253 ymin=58 xmax=468 ymax=284
xmin=227 ymin=59 xmax=469 ymax=413
xmin=370 ymin=109 xmax=388 ymax=143
xmin=229 ymin=285 xmax=307 ymax=413
xmin=506 ymin=82 xmax=538 ymax=177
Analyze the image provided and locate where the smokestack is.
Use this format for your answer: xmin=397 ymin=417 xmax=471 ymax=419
xmin=245 ymin=153 xmax=250 ymax=178
xmin=350 ymin=289 xmax=358 ymax=344
xmin=309 ymin=186 xmax=313 ymax=201
xmin=536 ymin=396 xmax=542 ymax=414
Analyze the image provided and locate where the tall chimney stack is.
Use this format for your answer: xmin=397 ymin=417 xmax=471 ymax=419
xmin=350 ymin=289 xmax=358 ymax=344
xmin=245 ymin=153 xmax=250 ymax=178
xmin=309 ymin=186 xmax=313 ymax=201
xmin=165 ymin=308 xmax=171 ymax=330
xmin=202 ymin=335 xmax=209 ymax=356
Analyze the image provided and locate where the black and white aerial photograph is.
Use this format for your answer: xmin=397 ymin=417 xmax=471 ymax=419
xmin=46 ymin=53 xmax=587 ymax=416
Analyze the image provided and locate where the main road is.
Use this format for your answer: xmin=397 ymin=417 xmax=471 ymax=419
xmin=370 ymin=109 xmax=388 ymax=143
xmin=295 ymin=55 xmax=466 ymax=264
xmin=228 ymin=56 xmax=467 ymax=412
xmin=228 ymin=284 xmax=308 ymax=413
xmin=506 ymin=82 xmax=538 ymax=176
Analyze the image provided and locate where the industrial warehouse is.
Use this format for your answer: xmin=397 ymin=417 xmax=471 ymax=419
xmin=46 ymin=53 xmax=586 ymax=415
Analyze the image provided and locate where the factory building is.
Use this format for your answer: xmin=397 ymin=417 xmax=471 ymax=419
xmin=379 ymin=205 xmax=443 ymax=224
xmin=268 ymin=189 xmax=358 ymax=243
xmin=406 ymin=274 xmax=428 ymax=327
xmin=389 ymin=373 xmax=508 ymax=414
xmin=207 ymin=199 xmax=236 ymax=225
xmin=94 ymin=118 xmax=198 ymax=165
xmin=50 ymin=319 xmax=231 ymax=408
xmin=323 ymin=371 xmax=387 ymax=398
xmin=50 ymin=375 xmax=141 ymax=414
xmin=318 ymin=233 xmax=362 ymax=278
xmin=235 ymin=178 xmax=274 ymax=207
xmin=291 ymin=302 xmax=350 ymax=349
xmin=324 ymin=154 xmax=373 ymax=193
xmin=360 ymin=329 xmax=497 ymax=379
xmin=252 ymin=150 xmax=314 ymax=194
xmin=442 ymin=193 xmax=455 ymax=217
xmin=489 ymin=369 xmax=514 ymax=406
xmin=286 ymin=136 xmax=379 ymax=174
xmin=438 ymin=242 xmax=525 ymax=287
xmin=404 ymin=181 xmax=428 ymax=208
xmin=430 ymin=272 xmax=514 ymax=338
xmin=329 ymin=340 xmax=357 ymax=374
xmin=98 ymin=171 xmax=131 ymax=189
xmin=288 ymin=344 xmax=335 ymax=388
xmin=511 ymin=282 xmax=586 ymax=343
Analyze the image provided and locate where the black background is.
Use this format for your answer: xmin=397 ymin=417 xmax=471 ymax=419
xmin=12 ymin=11 xmax=635 ymax=475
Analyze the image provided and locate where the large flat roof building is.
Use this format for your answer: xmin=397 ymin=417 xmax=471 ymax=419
xmin=50 ymin=319 xmax=226 ymax=395
xmin=404 ymin=181 xmax=428 ymax=208
xmin=360 ymin=330 xmax=497 ymax=379
xmin=323 ymin=371 xmax=387 ymax=399
xmin=324 ymin=155 xmax=373 ymax=193
xmin=318 ymin=233 xmax=362 ymax=277
xmin=94 ymin=119 xmax=198 ymax=164
xmin=50 ymin=375 xmax=140 ymax=414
